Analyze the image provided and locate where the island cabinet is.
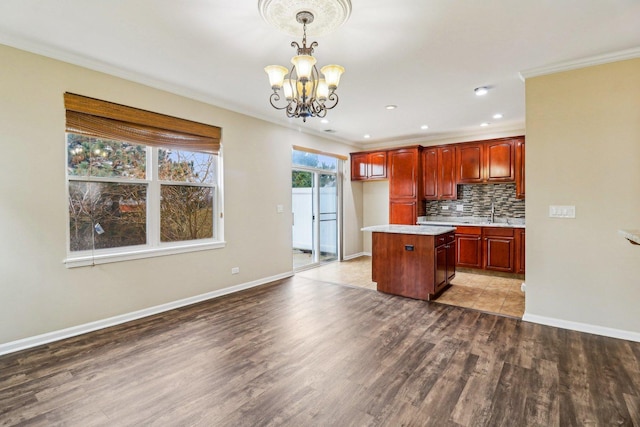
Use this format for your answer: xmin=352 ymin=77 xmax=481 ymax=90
xmin=456 ymin=137 xmax=521 ymax=184
xmin=422 ymin=145 xmax=457 ymax=200
xmin=483 ymin=227 xmax=516 ymax=273
xmin=350 ymin=151 xmax=387 ymax=181
xmin=388 ymin=146 xmax=423 ymax=225
xmin=372 ymin=230 xmax=455 ymax=300
xmin=455 ymin=226 xmax=483 ymax=269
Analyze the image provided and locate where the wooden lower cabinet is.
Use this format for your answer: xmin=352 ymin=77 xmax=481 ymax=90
xmin=454 ymin=226 xmax=524 ymax=274
xmin=516 ymin=229 xmax=526 ymax=274
xmin=389 ymin=199 xmax=418 ymax=225
xmin=372 ymin=231 xmax=455 ymax=300
xmin=483 ymin=227 xmax=515 ymax=273
xmin=455 ymin=226 xmax=483 ymax=268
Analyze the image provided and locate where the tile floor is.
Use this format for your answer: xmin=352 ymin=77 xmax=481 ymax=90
xmin=297 ymin=256 xmax=525 ymax=318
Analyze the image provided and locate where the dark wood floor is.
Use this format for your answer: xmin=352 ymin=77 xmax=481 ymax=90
xmin=1 ymin=275 xmax=639 ymax=426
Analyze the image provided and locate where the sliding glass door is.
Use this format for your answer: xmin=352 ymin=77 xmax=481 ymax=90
xmin=292 ymin=150 xmax=340 ymax=270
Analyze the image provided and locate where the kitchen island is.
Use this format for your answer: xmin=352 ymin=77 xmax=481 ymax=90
xmin=362 ymin=225 xmax=456 ymax=301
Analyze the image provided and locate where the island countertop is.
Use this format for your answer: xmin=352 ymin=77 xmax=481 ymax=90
xmin=361 ymin=224 xmax=456 ymax=235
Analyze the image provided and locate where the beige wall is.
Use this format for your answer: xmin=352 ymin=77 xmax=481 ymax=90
xmin=0 ymin=44 xmax=362 ymax=345
xmin=362 ymin=181 xmax=390 ymax=254
xmin=525 ymin=58 xmax=640 ymax=335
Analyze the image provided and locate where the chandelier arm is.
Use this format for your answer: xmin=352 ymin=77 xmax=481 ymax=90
xmin=269 ymin=91 xmax=290 ymax=110
xmin=323 ymin=92 xmax=340 ymax=110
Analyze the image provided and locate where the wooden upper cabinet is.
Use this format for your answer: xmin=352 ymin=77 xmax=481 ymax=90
xmin=438 ymin=145 xmax=457 ymax=199
xmin=350 ymin=151 xmax=387 ymax=181
xmin=422 ymin=148 xmax=438 ymax=200
xmin=350 ymin=153 xmax=368 ymax=180
xmin=388 ymin=148 xmax=420 ymax=199
xmin=388 ymin=146 xmax=423 ymax=225
xmin=423 ymin=145 xmax=457 ymax=200
xmin=456 ymin=138 xmax=520 ymax=184
xmin=515 ymin=138 xmax=525 ymax=199
xmin=456 ymin=143 xmax=484 ymax=183
xmin=485 ymin=139 xmax=515 ymax=182
xmin=368 ymin=151 xmax=387 ymax=179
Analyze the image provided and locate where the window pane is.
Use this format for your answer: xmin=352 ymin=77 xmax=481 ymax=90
xmin=158 ymin=149 xmax=216 ymax=184
xmin=67 ymin=134 xmax=146 ymax=179
xmin=69 ymin=181 xmax=147 ymax=251
xmin=160 ymin=185 xmax=214 ymax=242
xmin=292 ymin=150 xmax=337 ymax=171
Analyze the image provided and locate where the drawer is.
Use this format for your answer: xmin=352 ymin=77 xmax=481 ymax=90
xmin=482 ymin=227 xmax=515 ymax=237
xmin=455 ymin=226 xmax=482 ymax=235
xmin=435 ymin=232 xmax=455 ymax=247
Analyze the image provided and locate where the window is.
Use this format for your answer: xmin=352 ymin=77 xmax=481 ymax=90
xmin=64 ymin=93 xmax=223 ymax=267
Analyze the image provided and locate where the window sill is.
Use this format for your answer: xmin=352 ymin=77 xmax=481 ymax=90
xmin=64 ymin=241 xmax=226 ymax=268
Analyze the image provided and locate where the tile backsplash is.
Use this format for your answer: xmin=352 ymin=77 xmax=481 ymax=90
xmin=425 ymin=183 xmax=525 ymax=219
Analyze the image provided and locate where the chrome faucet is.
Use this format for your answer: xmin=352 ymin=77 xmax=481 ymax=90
xmin=490 ymin=201 xmax=495 ymax=223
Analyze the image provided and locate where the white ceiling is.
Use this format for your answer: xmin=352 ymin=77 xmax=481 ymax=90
xmin=1 ymin=1 xmax=639 ymax=148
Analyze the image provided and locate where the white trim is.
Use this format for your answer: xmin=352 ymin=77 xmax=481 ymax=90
xmin=519 ymin=47 xmax=640 ymax=80
xmin=362 ymin=251 xmax=372 ymax=257
xmin=522 ymin=313 xmax=640 ymax=343
xmin=343 ymin=252 xmax=368 ymax=261
xmin=64 ymin=241 xmax=227 ymax=268
xmin=0 ymin=271 xmax=294 ymax=356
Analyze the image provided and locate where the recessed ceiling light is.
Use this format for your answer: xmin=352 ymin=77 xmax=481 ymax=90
xmin=474 ymin=87 xmax=489 ymax=96
xmin=320 ymin=119 xmax=329 ymax=124
xmin=420 ymin=125 xmax=429 ymax=130
xmin=480 ymin=122 xmax=490 ymax=127
xmin=492 ymin=113 xmax=503 ymax=119
xmin=385 ymin=105 xmax=398 ymax=110
xmin=363 ymin=134 xmax=371 ymax=139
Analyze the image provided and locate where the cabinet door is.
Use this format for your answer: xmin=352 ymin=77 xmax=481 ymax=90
xmin=455 ymin=234 xmax=483 ymax=268
xmin=446 ymin=240 xmax=456 ymax=283
xmin=422 ymin=148 xmax=438 ymax=200
xmin=456 ymin=143 xmax=484 ymax=183
xmin=368 ymin=151 xmax=387 ymax=179
xmin=485 ymin=139 xmax=515 ymax=182
xmin=434 ymin=244 xmax=448 ymax=293
xmin=438 ymin=146 xmax=457 ymax=199
xmin=389 ymin=200 xmax=417 ymax=225
xmin=484 ymin=228 xmax=515 ymax=272
xmin=515 ymin=139 xmax=525 ymax=199
xmin=350 ymin=153 xmax=368 ymax=181
xmin=516 ymin=229 xmax=525 ymax=274
xmin=388 ymin=148 xmax=419 ymax=199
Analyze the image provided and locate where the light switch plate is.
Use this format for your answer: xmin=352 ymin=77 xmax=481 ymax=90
xmin=549 ymin=205 xmax=576 ymax=218
xmin=276 ymin=204 xmax=284 ymax=213
xmin=456 ymin=205 xmax=464 ymax=212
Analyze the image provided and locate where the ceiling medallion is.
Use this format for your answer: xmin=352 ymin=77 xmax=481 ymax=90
xmin=258 ymin=0 xmax=352 ymax=37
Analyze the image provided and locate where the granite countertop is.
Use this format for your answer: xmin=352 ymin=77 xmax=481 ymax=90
xmin=417 ymin=216 xmax=526 ymax=229
xmin=361 ymin=224 xmax=456 ymax=236
xmin=619 ymin=229 xmax=640 ymax=245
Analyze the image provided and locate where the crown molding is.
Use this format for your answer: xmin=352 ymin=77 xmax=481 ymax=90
xmin=519 ymin=46 xmax=640 ymax=80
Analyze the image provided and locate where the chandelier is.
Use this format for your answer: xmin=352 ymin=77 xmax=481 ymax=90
xmin=264 ymin=11 xmax=345 ymax=122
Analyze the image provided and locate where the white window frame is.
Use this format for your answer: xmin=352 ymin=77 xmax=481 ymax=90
xmin=64 ymin=143 xmax=225 ymax=268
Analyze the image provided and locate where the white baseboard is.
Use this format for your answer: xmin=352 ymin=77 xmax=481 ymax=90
xmin=343 ymin=252 xmax=369 ymax=261
xmin=0 ymin=271 xmax=294 ymax=357
xmin=362 ymin=251 xmax=372 ymax=257
xmin=522 ymin=313 xmax=640 ymax=343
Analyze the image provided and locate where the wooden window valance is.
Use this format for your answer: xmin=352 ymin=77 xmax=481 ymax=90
xmin=64 ymin=93 xmax=221 ymax=154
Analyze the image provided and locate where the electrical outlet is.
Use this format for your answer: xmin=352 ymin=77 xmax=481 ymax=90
xmin=441 ymin=206 xmax=449 ymax=211
xmin=456 ymin=205 xmax=464 ymax=212
xmin=231 ymin=267 xmax=240 ymax=274
xmin=276 ymin=204 xmax=284 ymax=213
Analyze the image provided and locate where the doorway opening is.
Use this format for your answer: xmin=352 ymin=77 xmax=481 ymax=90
xmin=292 ymin=149 xmax=341 ymax=270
